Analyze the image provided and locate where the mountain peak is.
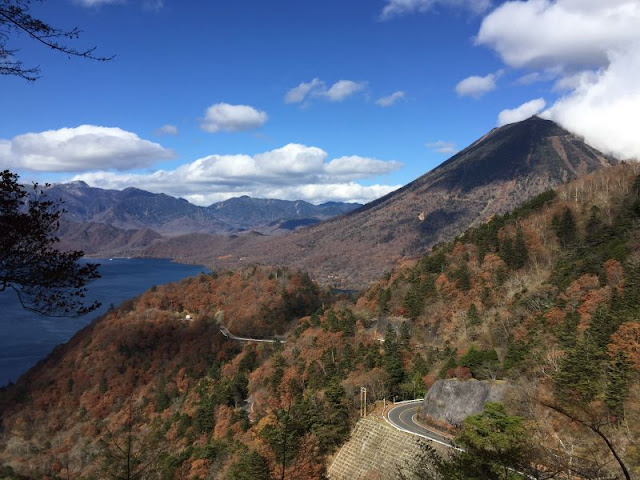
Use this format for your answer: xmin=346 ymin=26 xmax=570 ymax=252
xmin=189 ymin=116 xmax=616 ymax=287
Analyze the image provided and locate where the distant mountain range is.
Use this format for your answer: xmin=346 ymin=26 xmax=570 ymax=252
xmin=143 ymin=116 xmax=616 ymax=286
xmin=47 ymin=183 xmax=361 ymax=254
xmin=47 ymin=183 xmax=360 ymax=235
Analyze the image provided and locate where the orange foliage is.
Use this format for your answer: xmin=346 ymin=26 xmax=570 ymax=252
xmin=577 ymin=286 xmax=611 ymax=327
xmin=544 ymin=307 xmax=565 ymax=326
xmin=609 ymin=322 xmax=640 ymax=371
xmin=604 ymin=258 xmax=625 ymax=295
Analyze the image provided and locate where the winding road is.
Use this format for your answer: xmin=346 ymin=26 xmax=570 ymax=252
xmin=219 ymin=324 xmax=283 ymax=343
xmin=386 ymin=401 xmax=453 ymax=448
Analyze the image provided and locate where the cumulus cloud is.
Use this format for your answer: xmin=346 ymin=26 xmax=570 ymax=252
xmin=498 ymin=98 xmax=547 ymax=126
xmin=154 ymin=124 xmax=178 ymax=136
xmin=284 ymin=78 xmax=325 ymax=104
xmin=455 ymin=71 xmax=501 ymax=98
xmin=0 ymin=125 xmax=175 ymax=172
xmin=70 ymin=144 xmax=403 ymax=205
xmin=474 ymin=0 xmax=640 ymax=160
xmin=543 ymin=45 xmax=640 ymax=160
xmin=425 ymin=141 xmax=457 ymax=154
xmin=325 ymin=80 xmax=367 ymax=102
xmin=380 ymin=0 xmax=492 ymax=19
xmin=376 ymin=91 xmax=406 ymax=107
xmin=476 ymin=0 xmax=640 ymax=71
xmin=326 ymin=156 xmax=403 ymax=179
xmin=200 ymin=103 xmax=268 ymax=133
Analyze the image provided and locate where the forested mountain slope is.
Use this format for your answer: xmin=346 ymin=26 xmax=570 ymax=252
xmin=151 ymin=117 xmax=615 ymax=287
xmin=1 ymin=163 xmax=639 ymax=479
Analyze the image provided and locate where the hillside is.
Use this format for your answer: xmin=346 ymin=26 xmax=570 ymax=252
xmin=148 ymin=117 xmax=615 ymax=287
xmin=56 ymin=219 xmax=163 ymax=257
xmin=1 ymin=163 xmax=639 ymax=479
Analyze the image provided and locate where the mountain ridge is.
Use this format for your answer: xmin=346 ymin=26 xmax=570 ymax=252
xmin=45 ymin=183 xmax=362 ymax=245
xmin=146 ymin=116 xmax=616 ymax=287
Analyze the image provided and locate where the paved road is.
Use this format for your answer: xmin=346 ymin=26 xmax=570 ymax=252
xmin=219 ymin=324 xmax=283 ymax=343
xmin=386 ymin=401 xmax=452 ymax=448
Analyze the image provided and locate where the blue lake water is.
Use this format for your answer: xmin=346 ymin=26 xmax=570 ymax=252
xmin=0 ymin=258 xmax=208 ymax=387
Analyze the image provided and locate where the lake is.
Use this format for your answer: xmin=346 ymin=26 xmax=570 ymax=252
xmin=0 ymin=258 xmax=208 ymax=387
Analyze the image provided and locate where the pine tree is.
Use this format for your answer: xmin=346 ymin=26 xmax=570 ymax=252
xmin=605 ymin=351 xmax=632 ymax=423
xmin=555 ymin=207 xmax=577 ymax=248
xmin=227 ymin=450 xmax=270 ymax=480
xmin=585 ymin=205 xmax=604 ymax=247
xmin=512 ymin=224 xmax=528 ymax=269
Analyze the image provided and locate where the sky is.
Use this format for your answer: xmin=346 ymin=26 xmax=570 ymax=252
xmin=1 ymin=0 xmax=639 ymax=206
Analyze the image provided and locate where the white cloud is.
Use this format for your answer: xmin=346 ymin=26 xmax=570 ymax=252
xmin=154 ymin=124 xmax=178 ymax=136
xmin=498 ymin=98 xmax=547 ymax=126
xmin=284 ymin=78 xmax=325 ymax=104
xmin=0 ymin=125 xmax=175 ymax=172
xmin=376 ymin=91 xmax=406 ymax=107
xmin=473 ymin=0 xmax=640 ymax=159
xmin=515 ymin=72 xmax=541 ymax=85
xmin=74 ymin=0 xmax=163 ymax=8
xmin=552 ymin=70 xmax=598 ymax=92
xmin=284 ymin=79 xmax=367 ymax=105
xmin=325 ymin=156 xmax=403 ymax=180
xmin=325 ymin=80 xmax=367 ymax=102
xmin=425 ymin=141 xmax=457 ymax=154
xmin=74 ymin=0 xmax=123 ymax=5
xmin=455 ymin=71 xmax=501 ymax=98
xmin=476 ymin=0 xmax=640 ymax=71
xmin=70 ymin=144 xmax=403 ymax=205
xmin=200 ymin=103 xmax=268 ymax=133
xmin=380 ymin=0 xmax=492 ymax=20
xmin=543 ymin=45 xmax=640 ymax=160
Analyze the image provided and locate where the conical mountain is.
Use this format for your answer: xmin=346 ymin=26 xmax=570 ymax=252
xmin=147 ymin=117 xmax=616 ymax=286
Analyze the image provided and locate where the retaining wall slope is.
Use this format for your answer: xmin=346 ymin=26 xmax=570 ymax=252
xmin=327 ymin=418 xmax=426 ymax=480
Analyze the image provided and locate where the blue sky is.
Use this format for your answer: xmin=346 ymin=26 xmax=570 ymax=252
xmin=2 ymin=0 xmax=639 ymax=205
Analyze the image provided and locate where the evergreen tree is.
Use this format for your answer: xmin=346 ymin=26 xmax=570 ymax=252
xmin=384 ymin=324 xmax=405 ymax=394
xmin=466 ymin=303 xmax=481 ymax=326
xmin=512 ymin=224 xmax=528 ymax=269
xmin=554 ymin=207 xmax=577 ymax=248
xmin=499 ymin=236 xmax=514 ymax=269
xmin=453 ymin=263 xmax=471 ymax=292
xmin=553 ymin=340 xmax=602 ymax=405
xmin=399 ymin=321 xmax=412 ymax=347
xmin=405 ymin=403 xmax=533 ymax=479
xmin=605 ymin=351 xmax=632 ymax=423
xmin=227 ymin=450 xmax=270 ymax=480
xmin=585 ymin=205 xmax=604 ymax=247
xmin=556 ymin=311 xmax=579 ymax=349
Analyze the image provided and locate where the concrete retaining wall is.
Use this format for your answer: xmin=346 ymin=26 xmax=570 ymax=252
xmin=327 ymin=418 xmax=426 ymax=480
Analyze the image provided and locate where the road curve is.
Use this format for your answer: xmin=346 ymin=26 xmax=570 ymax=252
xmin=386 ymin=401 xmax=452 ymax=448
xmin=219 ymin=325 xmax=282 ymax=343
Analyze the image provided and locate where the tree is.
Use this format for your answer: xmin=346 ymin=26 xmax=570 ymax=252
xmin=99 ymin=400 xmax=165 ymax=480
xmin=0 ymin=170 xmax=100 ymax=316
xmin=553 ymin=207 xmax=577 ymax=248
xmin=403 ymin=403 xmax=534 ymax=480
xmin=227 ymin=450 xmax=270 ymax=480
xmin=1 ymin=0 xmax=112 ymax=80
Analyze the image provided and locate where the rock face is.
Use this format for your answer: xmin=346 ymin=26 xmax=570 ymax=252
xmin=327 ymin=418 xmax=427 ymax=480
xmin=421 ymin=379 xmax=507 ymax=426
